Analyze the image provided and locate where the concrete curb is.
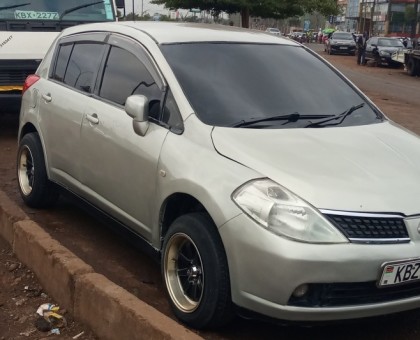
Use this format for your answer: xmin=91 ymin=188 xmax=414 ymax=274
xmin=0 ymin=190 xmax=202 ymax=340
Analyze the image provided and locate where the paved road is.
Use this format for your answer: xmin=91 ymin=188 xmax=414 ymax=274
xmin=1 ymin=50 xmax=420 ymax=339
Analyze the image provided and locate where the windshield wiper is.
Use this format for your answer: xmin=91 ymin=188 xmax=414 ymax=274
xmin=0 ymin=3 xmax=31 ymax=11
xmin=304 ymin=103 xmax=365 ymax=128
xmin=60 ymin=1 xmax=104 ymax=20
xmin=231 ymin=113 xmax=334 ymax=128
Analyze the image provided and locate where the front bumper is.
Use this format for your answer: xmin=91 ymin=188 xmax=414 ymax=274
xmin=220 ymin=213 xmax=420 ymax=321
xmin=331 ymin=45 xmax=356 ymax=53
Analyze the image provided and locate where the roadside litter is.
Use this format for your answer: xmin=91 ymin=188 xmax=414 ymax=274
xmin=35 ymin=303 xmax=67 ymax=334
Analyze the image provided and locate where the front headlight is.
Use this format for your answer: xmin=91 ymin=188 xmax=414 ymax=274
xmin=379 ymin=50 xmax=390 ymax=56
xmin=232 ymin=179 xmax=348 ymax=244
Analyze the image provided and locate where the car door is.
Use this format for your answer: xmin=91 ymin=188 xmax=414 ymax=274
xmin=39 ymin=34 xmax=107 ymax=189
xmin=79 ymin=35 xmax=169 ymax=239
xmin=365 ymin=37 xmax=376 ymax=60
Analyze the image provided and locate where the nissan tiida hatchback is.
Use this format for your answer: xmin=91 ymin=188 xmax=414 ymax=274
xmin=17 ymin=22 xmax=420 ymax=329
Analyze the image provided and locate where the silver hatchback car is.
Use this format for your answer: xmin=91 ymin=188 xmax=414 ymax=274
xmin=18 ymin=22 xmax=420 ymax=329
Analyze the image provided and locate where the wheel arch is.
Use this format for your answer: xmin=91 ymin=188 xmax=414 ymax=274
xmin=19 ymin=122 xmax=37 ymax=141
xmin=159 ymin=193 xmax=215 ymax=248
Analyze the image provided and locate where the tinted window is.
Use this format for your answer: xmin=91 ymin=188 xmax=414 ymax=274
xmin=64 ymin=43 xmax=105 ymax=93
xmin=162 ymin=90 xmax=183 ymax=131
xmin=99 ymin=46 xmax=161 ymax=107
xmin=162 ymin=43 xmax=382 ymax=128
xmin=332 ymin=33 xmax=352 ymax=40
xmin=53 ymin=44 xmax=73 ymax=82
xmin=378 ymin=38 xmax=404 ymax=47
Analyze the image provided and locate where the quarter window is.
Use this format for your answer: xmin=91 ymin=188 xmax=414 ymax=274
xmin=53 ymin=44 xmax=73 ymax=82
xmin=99 ymin=46 xmax=161 ymax=108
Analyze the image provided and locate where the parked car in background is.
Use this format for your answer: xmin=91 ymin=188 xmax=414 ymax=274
xmin=17 ymin=22 xmax=420 ymax=330
xmin=291 ymin=31 xmax=305 ymax=42
xmin=365 ymin=37 xmax=405 ymax=66
xmin=324 ymin=31 xmax=356 ymax=55
xmin=265 ymin=27 xmax=281 ymax=36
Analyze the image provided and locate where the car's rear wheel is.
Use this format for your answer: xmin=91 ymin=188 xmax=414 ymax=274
xmin=162 ymin=213 xmax=233 ymax=329
xmin=17 ymin=133 xmax=59 ymax=208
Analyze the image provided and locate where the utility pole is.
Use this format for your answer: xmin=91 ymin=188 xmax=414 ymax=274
xmin=411 ymin=0 xmax=419 ymax=39
xmin=132 ymin=0 xmax=135 ymax=21
xmin=385 ymin=0 xmax=392 ymax=35
xmin=370 ymin=0 xmax=376 ymax=36
xmin=141 ymin=0 xmax=144 ymax=16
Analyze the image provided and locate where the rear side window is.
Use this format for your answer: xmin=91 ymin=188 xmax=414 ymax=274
xmin=61 ymin=43 xmax=105 ymax=93
xmin=99 ymin=46 xmax=161 ymax=107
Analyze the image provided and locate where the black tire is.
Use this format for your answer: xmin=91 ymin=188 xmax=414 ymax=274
xmin=162 ymin=213 xmax=233 ymax=329
xmin=406 ymin=57 xmax=419 ymax=76
xmin=17 ymin=133 xmax=59 ymax=208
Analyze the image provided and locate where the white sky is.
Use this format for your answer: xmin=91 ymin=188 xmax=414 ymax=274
xmin=123 ymin=0 xmax=169 ymax=16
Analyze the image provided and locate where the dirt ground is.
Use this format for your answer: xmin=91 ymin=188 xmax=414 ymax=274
xmin=1 ymin=47 xmax=420 ymax=340
xmin=0 ymin=236 xmax=96 ymax=340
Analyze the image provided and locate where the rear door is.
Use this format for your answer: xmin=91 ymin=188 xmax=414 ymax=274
xmin=79 ymin=34 xmax=169 ymax=239
xmin=39 ymin=33 xmax=107 ymax=189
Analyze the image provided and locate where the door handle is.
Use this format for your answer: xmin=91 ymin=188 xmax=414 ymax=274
xmin=42 ymin=93 xmax=52 ymax=102
xmin=86 ymin=113 xmax=99 ymax=125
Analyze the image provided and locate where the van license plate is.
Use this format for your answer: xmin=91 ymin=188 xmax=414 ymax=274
xmin=379 ymin=259 xmax=420 ymax=287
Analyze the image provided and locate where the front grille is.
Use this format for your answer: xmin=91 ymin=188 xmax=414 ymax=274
xmin=325 ymin=214 xmax=409 ymax=244
xmin=288 ymin=281 xmax=420 ymax=307
xmin=0 ymin=60 xmax=40 ymax=86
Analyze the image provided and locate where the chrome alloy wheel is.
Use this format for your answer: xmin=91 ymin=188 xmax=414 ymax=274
xmin=18 ymin=146 xmax=35 ymax=196
xmin=164 ymin=233 xmax=204 ymax=313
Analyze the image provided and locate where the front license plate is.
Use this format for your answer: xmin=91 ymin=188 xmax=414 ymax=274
xmin=379 ymin=259 xmax=420 ymax=287
xmin=339 ymin=47 xmax=347 ymax=50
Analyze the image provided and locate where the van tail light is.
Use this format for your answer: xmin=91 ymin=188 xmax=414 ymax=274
xmin=22 ymin=74 xmax=40 ymax=94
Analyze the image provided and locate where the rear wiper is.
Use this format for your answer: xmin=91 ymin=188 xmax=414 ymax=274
xmin=0 ymin=3 xmax=31 ymax=11
xmin=60 ymin=0 xmax=104 ymax=20
xmin=231 ymin=113 xmax=334 ymax=128
xmin=305 ymin=103 xmax=365 ymax=128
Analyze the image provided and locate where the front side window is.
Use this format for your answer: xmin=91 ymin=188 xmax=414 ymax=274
xmin=162 ymin=43 xmax=383 ymax=129
xmin=0 ymin=0 xmax=115 ymax=22
xmin=63 ymin=43 xmax=105 ymax=93
xmin=99 ymin=46 xmax=161 ymax=111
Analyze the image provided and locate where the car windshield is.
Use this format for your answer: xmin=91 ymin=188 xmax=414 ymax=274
xmin=161 ymin=43 xmax=382 ymax=129
xmin=0 ymin=0 xmax=115 ymax=22
xmin=332 ymin=33 xmax=352 ymax=40
xmin=378 ymin=38 xmax=404 ymax=47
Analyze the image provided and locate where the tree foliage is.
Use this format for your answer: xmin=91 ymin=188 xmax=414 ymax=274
xmin=151 ymin=0 xmax=340 ymax=27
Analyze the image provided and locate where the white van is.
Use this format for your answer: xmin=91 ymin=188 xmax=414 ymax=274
xmin=0 ymin=0 xmax=121 ymax=112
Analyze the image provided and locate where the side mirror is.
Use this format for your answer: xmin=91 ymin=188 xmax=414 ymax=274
xmin=125 ymin=95 xmax=149 ymax=136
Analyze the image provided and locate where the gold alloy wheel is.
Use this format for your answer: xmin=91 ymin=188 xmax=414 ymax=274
xmin=18 ymin=146 xmax=34 ymax=196
xmin=164 ymin=233 xmax=204 ymax=313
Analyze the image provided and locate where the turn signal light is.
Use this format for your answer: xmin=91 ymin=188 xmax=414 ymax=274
xmin=22 ymin=74 xmax=40 ymax=94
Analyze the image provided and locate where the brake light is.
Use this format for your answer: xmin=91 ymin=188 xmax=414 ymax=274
xmin=22 ymin=74 xmax=40 ymax=94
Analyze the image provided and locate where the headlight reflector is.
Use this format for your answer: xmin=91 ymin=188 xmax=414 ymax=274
xmin=232 ymin=179 xmax=348 ymax=244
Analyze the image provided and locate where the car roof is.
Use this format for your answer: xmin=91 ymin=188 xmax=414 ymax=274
xmin=61 ymin=21 xmax=296 ymax=45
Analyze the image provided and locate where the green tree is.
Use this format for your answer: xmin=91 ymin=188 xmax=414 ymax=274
xmin=151 ymin=0 xmax=340 ymax=28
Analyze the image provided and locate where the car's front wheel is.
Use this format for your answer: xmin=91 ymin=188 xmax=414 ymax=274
xmin=17 ymin=133 xmax=59 ymax=208
xmin=162 ymin=213 xmax=233 ymax=329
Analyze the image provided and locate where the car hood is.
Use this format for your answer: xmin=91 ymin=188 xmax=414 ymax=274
xmin=211 ymin=121 xmax=420 ymax=215
xmin=0 ymin=31 xmax=58 ymax=59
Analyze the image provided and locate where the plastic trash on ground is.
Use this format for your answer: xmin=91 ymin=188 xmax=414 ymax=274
xmin=35 ymin=303 xmax=67 ymax=333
